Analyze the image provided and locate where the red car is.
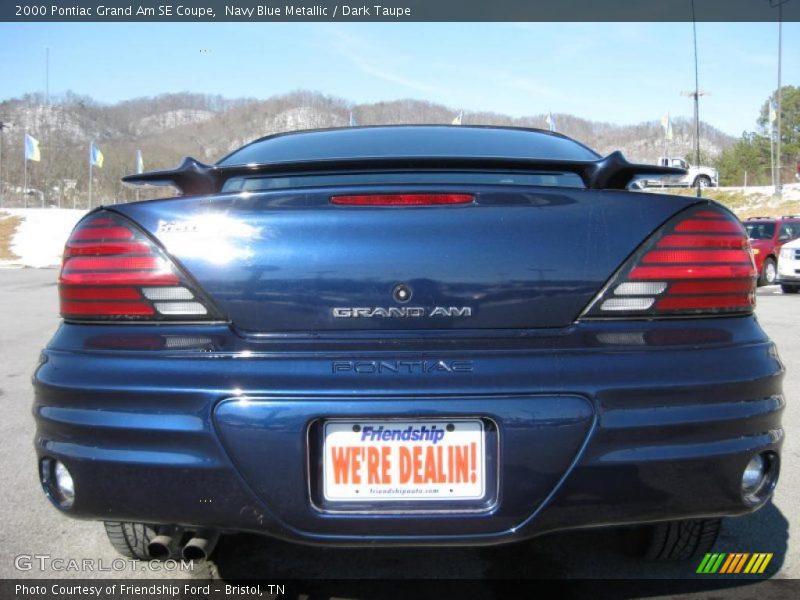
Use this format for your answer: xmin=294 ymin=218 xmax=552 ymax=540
xmin=744 ymin=216 xmax=800 ymax=285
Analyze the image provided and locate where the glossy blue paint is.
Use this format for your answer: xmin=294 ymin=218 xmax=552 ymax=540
xmin=33 ymin=315 xmax=784 ymax=545
xmin=214 ymin=396 xmax=594 ymax=532
xmin=115 ymin=187 xmax=698 ymax=332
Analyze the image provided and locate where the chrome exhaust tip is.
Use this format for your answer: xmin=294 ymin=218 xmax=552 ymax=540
xmin=182 ymin=531 xmax=220 ymax=562
xmin=147 ymin=534 xmax=177 ymax=560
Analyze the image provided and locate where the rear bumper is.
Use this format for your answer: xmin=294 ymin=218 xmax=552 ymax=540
xmin=33 ymin=317 xmax=785 ymax=546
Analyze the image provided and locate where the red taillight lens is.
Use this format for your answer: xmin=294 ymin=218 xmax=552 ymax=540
xmin=330 ymin=194 xmax=474 ymax=206
xmin=581 ymin=205 xmax=756 ymax=318
xmin=59 ymin=211 xmax=221 ymax=321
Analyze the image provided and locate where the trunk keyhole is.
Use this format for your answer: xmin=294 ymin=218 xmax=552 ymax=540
xmin=393 ymin=284 xmax=412 ymax=303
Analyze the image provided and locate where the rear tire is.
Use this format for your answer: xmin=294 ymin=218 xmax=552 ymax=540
xmin=638 ymin=518 xmax=722 ymax=561
xmin=103 ymin=521 xmax=157 ymax=560
xmin=781 ymin=284 xmax=800 ymax=294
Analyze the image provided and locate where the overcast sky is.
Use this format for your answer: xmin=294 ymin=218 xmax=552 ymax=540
xmin=0 ymin=21 xmax=797 ymax=135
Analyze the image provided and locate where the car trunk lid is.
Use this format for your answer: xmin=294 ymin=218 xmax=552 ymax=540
xmin=115 ymin=186 xmax=698 ymax=332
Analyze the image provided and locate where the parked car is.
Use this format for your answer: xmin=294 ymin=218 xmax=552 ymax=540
xmin=640 ymin=157 xmax=718 ymax=188
xmin=34 ymin=126 xmax=782 ymax=564
xmin=778 ymin=236 xmax=800 ymax=293
xmin=744 ymin=216 xmax=800 ymax=286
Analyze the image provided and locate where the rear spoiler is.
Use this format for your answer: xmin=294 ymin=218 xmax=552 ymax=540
xmin=121 ymin=151 xmax=685 ymax=196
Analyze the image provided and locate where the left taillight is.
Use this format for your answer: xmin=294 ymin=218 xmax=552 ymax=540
xmin=59 ymin=211 xmax=221 ymax=321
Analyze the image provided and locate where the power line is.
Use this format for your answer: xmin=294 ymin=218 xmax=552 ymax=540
xmin=0 ymin=121 xmax=11 ymax=208
xmin=45 ymin=47 xmax=50 ymax=106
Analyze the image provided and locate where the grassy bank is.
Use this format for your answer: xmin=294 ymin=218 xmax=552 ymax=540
xmin=0 ymin=212 xmax=22 ymax=261
xmin=648 ymin=187 xmax=800 ymax=219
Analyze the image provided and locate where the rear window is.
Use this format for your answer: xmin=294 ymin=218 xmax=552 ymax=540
xmin=218 ymin=126 xmax=600 ymax=166
xmin=745 ymin=222 xmax=776 ymax=240
xmin=221 ymin=171 xmax=586 ymax=193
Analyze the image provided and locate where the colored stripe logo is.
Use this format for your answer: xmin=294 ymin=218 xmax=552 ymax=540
xmin=697 ymin=553 xmax=773 ymax=574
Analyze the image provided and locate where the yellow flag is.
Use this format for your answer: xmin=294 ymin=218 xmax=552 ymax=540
xmin=90 ymin=142 xmax=104 ymax=168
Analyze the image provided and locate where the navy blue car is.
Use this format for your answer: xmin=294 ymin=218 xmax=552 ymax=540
xmin=33 ymin=126 xmax=784 ymax=562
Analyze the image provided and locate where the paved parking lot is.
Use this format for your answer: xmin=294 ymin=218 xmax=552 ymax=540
xmin=0 ymin=269 xmax=796 ymax=590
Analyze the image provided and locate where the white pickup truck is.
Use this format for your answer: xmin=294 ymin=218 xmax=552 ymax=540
xmin=641 ymin=157 xmax=719 ymax=189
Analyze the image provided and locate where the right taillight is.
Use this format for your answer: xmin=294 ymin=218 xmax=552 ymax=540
xmin=59 ymin=211 xmax=222 ymax=322
xmin=581 ymin=205 xmax=756 ymax=319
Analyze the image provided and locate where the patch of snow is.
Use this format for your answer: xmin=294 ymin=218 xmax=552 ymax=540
xmin=136 ymin=109 xmax=215 ymax=136
xmin=13 ymin=105 xmax=94 ymax=141
xmin=265 ymin=106 xmax=342 ymax=135
xmin=1 ymin=208 xmax=87 ymax=268
xmin=220 ymin=106 xmax=344 ymax=155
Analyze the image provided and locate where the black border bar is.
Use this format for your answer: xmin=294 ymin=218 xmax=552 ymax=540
xmin=3 ymin=578 xmax=800 ymax=600
xmin=3 ymin=0 xmax=800 ymax=22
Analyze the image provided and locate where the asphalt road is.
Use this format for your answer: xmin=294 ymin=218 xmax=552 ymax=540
xmin=0 ymin=269 xmax=797 ymax=592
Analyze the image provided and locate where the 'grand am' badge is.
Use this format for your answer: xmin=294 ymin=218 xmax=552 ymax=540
xmin=332 ymin=307 xmax=472 ymax=318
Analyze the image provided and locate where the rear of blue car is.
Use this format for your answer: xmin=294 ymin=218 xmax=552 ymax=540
xmin=33 ymin=127 xmax=784 ymax=561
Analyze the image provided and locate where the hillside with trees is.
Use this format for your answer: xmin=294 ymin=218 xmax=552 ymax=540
xmin=0 ymin=91 xmax=735 ymax=208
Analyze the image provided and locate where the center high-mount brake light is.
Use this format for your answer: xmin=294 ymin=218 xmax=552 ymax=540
xmin=581 ymin=205 xmax=756 ymax=318
xmin=330 ymin=194 xmax=474 ymax=206
xmin=59 ymin=211 xmax=221 ymax=321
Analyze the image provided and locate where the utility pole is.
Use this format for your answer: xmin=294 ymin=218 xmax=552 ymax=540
xmin=770 ymin=0 xmax=789 ymax=197
xmin=0 ymin=121 xmax=10 ymax=208
xmin=23 ymin=128 xmax=28 ymax=208
xmin=770 ymin=122 xmax=776 ymax=188
xmin=681 ymin=91 xmax=708 ymax=163
xmin=44 ymin=47 xmax=50 ymax=209
xmin=45 ymin=47 xmax=49 ymax=106
xmin=88 ymin=149 xmax=93 ymax=210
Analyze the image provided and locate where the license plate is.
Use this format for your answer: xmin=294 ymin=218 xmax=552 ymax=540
xmin=322 ymin=419 xmax=485 ymax=502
